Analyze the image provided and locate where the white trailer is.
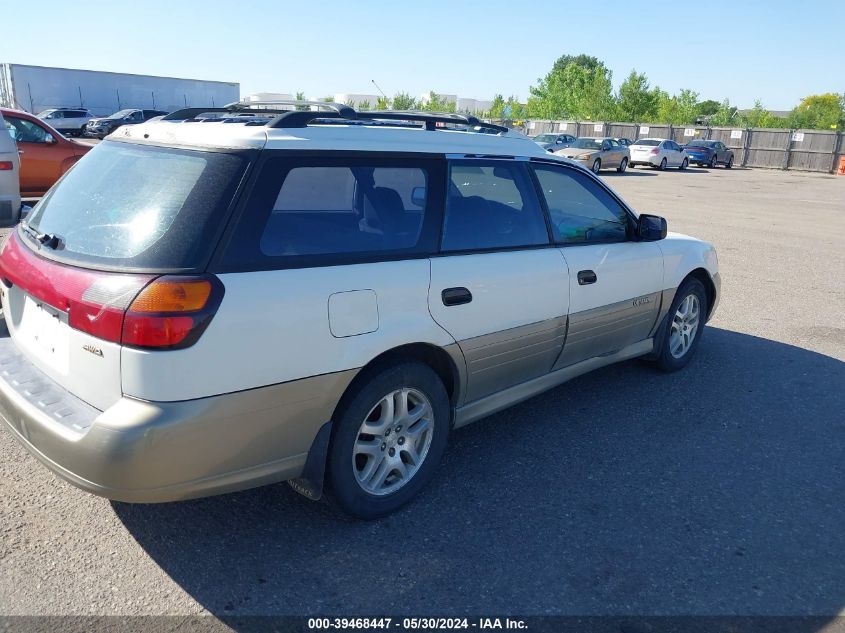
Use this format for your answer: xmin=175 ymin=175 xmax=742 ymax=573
xmin=0 ymin=64 xmax=239 ymax=116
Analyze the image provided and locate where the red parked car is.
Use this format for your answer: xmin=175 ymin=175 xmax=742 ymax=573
xmin=1 ymin=108 xmax=92 ymax=197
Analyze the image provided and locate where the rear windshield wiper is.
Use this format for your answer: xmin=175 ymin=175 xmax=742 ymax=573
xmin=20 ymin=221 xmax=63 ymax=250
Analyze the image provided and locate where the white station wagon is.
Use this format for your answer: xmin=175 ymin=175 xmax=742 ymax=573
xmin=0 ymin=103 xmax=720 ymax=518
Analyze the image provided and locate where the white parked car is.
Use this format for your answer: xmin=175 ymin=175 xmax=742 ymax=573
xmin=0 ymin=103 xmax=720 ymax=519
xmin=0 ymin=112 xmax=21 ymax=227
xmin=35 ymin=108 xmax=94 ymax=138
xmin=629 ymin=138 xmax=689 ymax=170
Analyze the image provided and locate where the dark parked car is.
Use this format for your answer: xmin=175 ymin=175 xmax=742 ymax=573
xmin=683 ymin=140 xmax=734 ymax=168
xmin=85 ymin=109 xmax=169 ymax=139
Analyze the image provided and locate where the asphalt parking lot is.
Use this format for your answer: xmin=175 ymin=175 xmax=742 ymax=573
xmin=1 ymin=166 xmax=844 ymax=621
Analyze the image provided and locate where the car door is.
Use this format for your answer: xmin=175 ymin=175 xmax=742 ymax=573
xmin=428 ymin=159 xmax=570 ymax=403
xmin=3 ymin=114 xmax=64 ymax=195
xmin=531 ymin=161 xmax=663 ymax=367
xmin=715 ymin=142 xmax=727 ymax=163
xmin=599 ymin=139 xmax=616 ymax=167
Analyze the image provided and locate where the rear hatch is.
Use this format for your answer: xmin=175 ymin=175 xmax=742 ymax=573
xmin=0 ymin=140 xmax=249 ymax=411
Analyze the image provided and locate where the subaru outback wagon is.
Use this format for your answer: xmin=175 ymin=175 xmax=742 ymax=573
xmin=0 ymin=103 xmax=720 ymax=519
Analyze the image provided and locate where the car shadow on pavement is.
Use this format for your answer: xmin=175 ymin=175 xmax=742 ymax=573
xmin=112 ymin=327 xmax=845 ymax=620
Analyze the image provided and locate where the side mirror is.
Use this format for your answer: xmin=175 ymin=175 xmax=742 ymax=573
xmin=411 ymin=186 xmax=426 ymax=208
xmin=638 ymin=214 xmax=667 ymax=241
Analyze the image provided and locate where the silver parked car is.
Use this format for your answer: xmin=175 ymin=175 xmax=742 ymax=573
xmin=553 ymin=137 xmax=631 ymax=173
xmin=532 ymin=132 xmax=576 ymax=151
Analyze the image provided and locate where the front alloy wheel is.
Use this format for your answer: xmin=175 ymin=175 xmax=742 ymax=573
xmin=655 ymin=277 xmax=708 ymax=372
xmin=669 ymin=294 xmax=700 ymax=359
xmin=592 ymin=158 xmax=602 ymax=173
xmin=352 ymin=388 xmax=434 ymax=496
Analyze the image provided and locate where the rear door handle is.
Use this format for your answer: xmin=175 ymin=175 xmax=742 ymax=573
xmin=442 ymin=287 xmax=472 ymax=306
xmin=577 ymin=270 xmax=597 ymax=285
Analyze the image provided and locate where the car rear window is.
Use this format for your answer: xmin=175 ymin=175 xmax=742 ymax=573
xmin=633 ymin=139 xmax=660 ymax=146
xmin=22 ymin=140 xmax=249 ymax=270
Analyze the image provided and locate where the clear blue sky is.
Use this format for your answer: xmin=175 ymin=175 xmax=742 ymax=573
xmin=2 ymin=0 xmax=841 ymax=110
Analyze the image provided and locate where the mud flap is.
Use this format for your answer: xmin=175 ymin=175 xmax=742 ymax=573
xmin=287 ymin=420 xmax=332 ymax=501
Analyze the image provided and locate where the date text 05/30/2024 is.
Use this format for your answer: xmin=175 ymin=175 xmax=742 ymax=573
xmin=307 ymin=617 xmax=528 ymax=630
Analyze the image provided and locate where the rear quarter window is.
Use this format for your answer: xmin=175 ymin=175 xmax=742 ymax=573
xmin=219 ymin=154 xmax=446 ymax=271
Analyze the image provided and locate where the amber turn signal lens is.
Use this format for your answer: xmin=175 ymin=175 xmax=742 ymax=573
xmin=129 ymin=279 xmax=212 ymax=313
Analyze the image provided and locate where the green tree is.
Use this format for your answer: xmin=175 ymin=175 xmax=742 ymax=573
xmin=616 ymin=70 xmax=660 ymax=122
xmin=421 ymin=91 xmax=456 ymax=113
xmin=696 ymin=99 xmax=722 ymax=116
xmin=505 ymin=96 xmax=525 ymax=120
xmin=787 ymin=93 xmax=845 ymax=130
xmin=294 ymin=91 xmax=307 ymax=111
xmin=656 ymin=89 xmax=700 ymax=124
xmin=488 ymin=94 xmax=506 ymax=119
xmin=526 ymin=56 xmax=615 ymax=120
xmin=740 ymin=100 xmax=783 ymax=128
xmin=392 ymin=92 xmax=417 ymax=110
xmin=708 ymin=99 xmax=739 ymax=127
xmin=375 ymin=95 xmax=391 ymax=110
xmin=322 ymin=95 xmax=334 ymax=102
xmin=552 ymin=54 xmax=604 ymax=75
xmin=357 ymin=100 xmax=371 ymax=111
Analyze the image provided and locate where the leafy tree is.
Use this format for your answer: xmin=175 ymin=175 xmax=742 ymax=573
xmin=322 ymin=96 xmax=334 ymax=102
xmin=617 ymin=70 xmax=660 ymax=122
xmin=552 ymin=54 xmax=604 ymax=75
xmin=392 ymin=92 xmax=417 ymax=110
xmin=740 ymin=100 xmax=783 ymax=128
xmin=420 ymin=91 xmax=456 ymax=113
xmin=708 ymin=99 xmax=739 ymax=127
xmin=504 ymin=96 xmax=526 ymax=120
xmin=787 ymin=93 xmax=845 ymax=130
xmin=696 ymin=100 xmax=722 ymax=116
xmin=488 ymin=94 xmax=506 ymax=119
xmin=656 ymin=89 xmax=700 ymax=124
xmin=375 ymin=95 xmax=391 ymax=110
xmin=294 ymin=91 xmax=307 ymax=111
xmin=526 ymin=56 xmax=615 ymax=120
xmin=357 ymin=100 xmax=371 ymax=111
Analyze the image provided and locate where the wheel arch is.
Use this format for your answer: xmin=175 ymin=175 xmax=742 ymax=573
xmin=684 ymin=267 xmax=717 ymax=320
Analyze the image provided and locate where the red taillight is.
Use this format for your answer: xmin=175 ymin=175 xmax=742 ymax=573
xmin=650 ymin=148 xmax=660 ymax=155
xmin=0 ymin=161 xmax=13 ymax=171
xmin=0 ymin=232 xmax=223 ymax=350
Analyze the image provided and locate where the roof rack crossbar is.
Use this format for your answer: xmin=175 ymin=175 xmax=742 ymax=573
xmin=224 ymin=100 xmax=356 ymax=116
xmin=266 ymin=108 xmax=509 ymax=133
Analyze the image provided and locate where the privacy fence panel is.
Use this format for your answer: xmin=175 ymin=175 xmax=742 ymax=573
xmin=745 ymin=129 xmax=792 ymax=169
xmin=635 ymin=123 xmax=671 ymax=140
xmin=672 ymin=126 xmax=709 ymax=144
xmin=606 ymin=122 xmax=638 ymax=140
xmin=576 ymin=121 xmax=608 ymax=137
xmin=787 ymin=130 xmax=839 ymax=172
xmin=710 ymin=127 xmax=749 ymax=164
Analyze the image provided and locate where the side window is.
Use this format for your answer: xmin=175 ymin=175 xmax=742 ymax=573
xmin=257 ymin=163 xmax=429 ymax=257
xmin=532 ymin=164 xmax=629 ymax=244
xmin=441 ymin=160 xmax=549 ymax=252
xmin=50 ymin=111 xmax=64 ymax=119
xmin=609 ymin=139 xmax=620 ymax=148
xmin=5 ymin=117 xmax=49 ymax=143
xmin=128 ymin=111 xmax=143 ymax=122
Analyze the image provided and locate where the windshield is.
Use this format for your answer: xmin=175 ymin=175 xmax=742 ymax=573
xmin=569 ymin=138 xmax=603 ymax=150
xmin=36 ymin=110 xmax=56 ymax=117
xmin=107 ymin=109 xmax=136 ymax=120
xmin=23 ymin=141 xmax=249 ymax=269
xmin=533 ymin=134 xmax=556 ymax=142
xmin=633 ymin=139 xmax=660 ymax=146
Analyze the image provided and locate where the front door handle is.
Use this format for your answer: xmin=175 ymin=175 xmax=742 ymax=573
xmin=442 ymin=287 xmax=472 ymax=306
xmin=577 ymin=270 xmax=597 ymax=285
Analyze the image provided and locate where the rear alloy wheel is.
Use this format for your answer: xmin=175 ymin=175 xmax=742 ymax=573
xmin=709 ymin=154 xmax=717 ymax=168
xmin=659 ymin=157 xmax=667 ymax=170
xmin=617 ymin=157 xmax=628 ymax=173
xmin=680 ymin=158 xmax=689 ymax=170
xmin=591 ymin=158 xmax=602 ymax=173
xmin=655 ymin=277 xmax=708 ymax=372
xmin=327 ymin=362 xmax=450 ymax=519
xmin=726 ymin=155 xmax=734 ymax=169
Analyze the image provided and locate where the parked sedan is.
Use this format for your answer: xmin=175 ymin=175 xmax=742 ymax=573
xmin=615 ymin=137 xmax=633 ymax=147
xmin=554 ymin=137 xmax=630 ymax=173
xmin=1 ymin=108 xmax=92 ymax=197
xmin=683 ymin=140 xmax=735 ymax=168
xmin=0 ymin=112 xmax=21 ymax=226
xmin=532 ymin=132 xmax=576 ymax=151
xmin=85 ymin=109 xmax=169 ymax=139
xmin=629 ymin=138 xmax=689 ymax=170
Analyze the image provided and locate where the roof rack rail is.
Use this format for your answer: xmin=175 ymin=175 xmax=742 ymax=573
xmin=162 ymin=100 xmax=355 ymax=123
xmin=225 ymin=99 xmax=356 ymax=116
xmin=266 ymin=108 xmax=508 ymax=133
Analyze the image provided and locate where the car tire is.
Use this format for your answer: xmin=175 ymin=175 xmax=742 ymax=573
xmin=616 ymin=157 xmax=628 ymax=173
xmin=326 ymin=361 xmax=450 ymax=519
xmin=591 ymin=159 xmax=602 ymax=173
xmin=680 ymin=158 xmax=689 ymax=170
xmin=655 ymin=277 xmax=708 ymax=372
xmin=726 ymin=154 xmax=734 ymax=169
xmin=659 ymin=157 xmax=667 ymax=171
xmin=709 ymin=155 xmax=717 ymax=168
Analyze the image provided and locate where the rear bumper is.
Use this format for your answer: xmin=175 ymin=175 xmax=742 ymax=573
xmin=629 ymin=155 xmax=660 ymax=166
xmin=0 ymin=337 xmax=356 ymax=502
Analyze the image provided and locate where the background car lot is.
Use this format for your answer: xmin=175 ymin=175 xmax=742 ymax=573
xmin=0 ymin=167 xmax=843 ymax=618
